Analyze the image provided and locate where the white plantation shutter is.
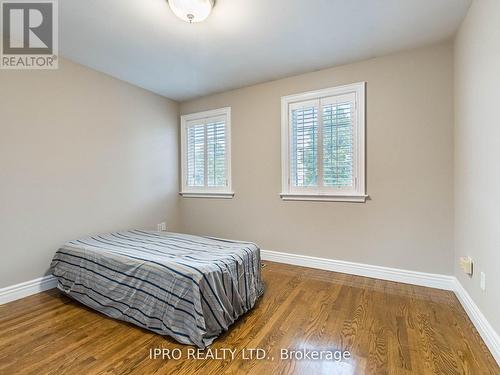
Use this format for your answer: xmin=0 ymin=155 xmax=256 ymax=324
xmin=282 ymin=83 xmax=365 ymax=201
xmin=290 ymin=101 xmax=319 ymax=187
xmin=322 ymin=93 xmax=355 ymax=188
xmin=289 ymin=95 xmax=355 ymax=189
xmin=181 ymin=108 xmax=232 ymax=197
xmin=206 ymin=119 xmax=226 ymax=187
xmin=186 ymin=123 xmax=205 ymax=186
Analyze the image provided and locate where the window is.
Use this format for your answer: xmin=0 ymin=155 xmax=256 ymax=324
xmin=281 ymin=82 xmax=367 ymax=202
xmin=180 ymin=107 xmax=233 ymax=198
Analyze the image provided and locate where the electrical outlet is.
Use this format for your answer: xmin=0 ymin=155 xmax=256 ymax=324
xmin=157 ymin=223 xmax=162 ymax=232
xmin=161 ymin=222 xmax=167 ymax=231
xmin=480 ymin=272 xmax=486 ymax=291
xmin=459 ymin=256 xmax=473 ymax=276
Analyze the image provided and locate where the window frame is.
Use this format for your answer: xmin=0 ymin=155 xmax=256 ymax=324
xmin=180 ymin=107 xmax=233 ymax=199
xmin=280 ymin=82 xmax=367 ymax=202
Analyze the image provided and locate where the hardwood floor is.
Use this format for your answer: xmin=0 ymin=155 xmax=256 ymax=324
xmin=0 ymin=262 xmax=498 ymax=374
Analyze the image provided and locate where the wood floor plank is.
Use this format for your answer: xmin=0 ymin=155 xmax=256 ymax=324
xmin=0 ymin=262 xmax=498 ymax=374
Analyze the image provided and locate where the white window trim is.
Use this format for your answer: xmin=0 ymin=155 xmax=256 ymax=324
xmin=280 ymin=82 xmax=368 ymax=203
xmin=180 ymin=107 xmax=233 ymax=199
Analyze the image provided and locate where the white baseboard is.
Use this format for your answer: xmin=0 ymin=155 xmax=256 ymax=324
xmin=453 ymin=279 xmax=500 ymax=365
xmin=261 ymin=249 xmax=500 ymax=365
xmin=261 ymin=249 xmax=456 ymax=290
xmin=0 ymin=275 xmax=57 ymax=305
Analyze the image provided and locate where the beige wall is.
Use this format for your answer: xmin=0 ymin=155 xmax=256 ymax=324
xmin=0 ymin=58 xmax=180 ymax=288
xmin=179 ymin=43 xmax=455 ymax=275
xmin=454 ymin=0 xmax=500 ymax=334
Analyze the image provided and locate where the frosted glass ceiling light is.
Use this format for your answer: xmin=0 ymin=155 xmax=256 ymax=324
xmin=168 ymin=0 xmax=215 ymax=23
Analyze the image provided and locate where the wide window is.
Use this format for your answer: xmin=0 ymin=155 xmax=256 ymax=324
xmin=281 ymin=82 xmax=367 ymax=202
xmin=180 ymin=107 xmax=233 ymax=198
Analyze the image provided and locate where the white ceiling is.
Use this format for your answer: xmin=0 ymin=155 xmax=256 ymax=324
xmin=60 ymin=0 xmax=471 ymax=101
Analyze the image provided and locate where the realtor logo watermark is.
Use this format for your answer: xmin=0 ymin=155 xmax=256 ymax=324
xmin=1 ymin=0 xmax=58 ymax=69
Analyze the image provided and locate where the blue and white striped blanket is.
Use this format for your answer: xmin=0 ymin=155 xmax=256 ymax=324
xmin=50 ymin=230 xmax=264 ymax=348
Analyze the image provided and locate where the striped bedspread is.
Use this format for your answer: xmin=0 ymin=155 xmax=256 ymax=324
xmin=50 ymin=230 xmax=264 ymax=348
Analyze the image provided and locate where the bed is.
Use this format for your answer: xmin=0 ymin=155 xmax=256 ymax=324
xmin=50 ymin=230 xmax=264 ymax=348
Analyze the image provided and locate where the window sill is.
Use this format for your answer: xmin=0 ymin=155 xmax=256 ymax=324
xmin=280 ymin=193 xmax=368 ymax=203
xmin=179 ymin=192 xmax=235 ymax=199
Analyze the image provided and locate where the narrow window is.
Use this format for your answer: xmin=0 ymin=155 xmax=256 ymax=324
xmin=181 ymin=107 xmax=233 ymax=198
xmin=281 ymin=83 xmax=366 ymax=202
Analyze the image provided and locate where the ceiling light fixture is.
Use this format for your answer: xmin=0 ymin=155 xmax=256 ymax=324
xmin=168 ymin=0 xmax=215 ymax=23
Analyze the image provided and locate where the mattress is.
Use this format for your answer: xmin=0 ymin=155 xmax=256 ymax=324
xmin=50 ymin=230 xmax=264 ymax=348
